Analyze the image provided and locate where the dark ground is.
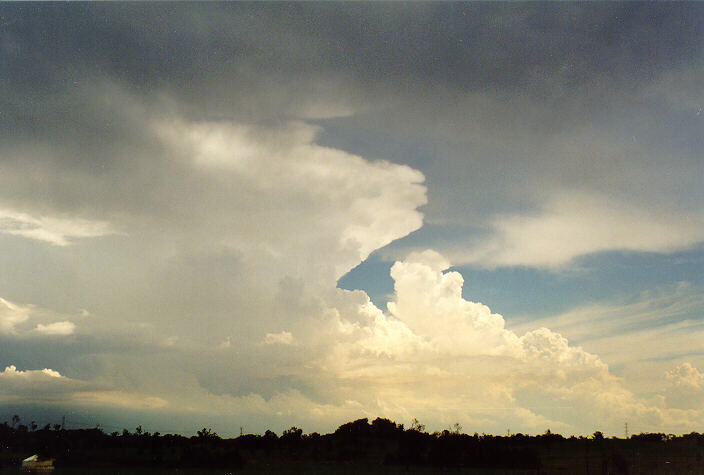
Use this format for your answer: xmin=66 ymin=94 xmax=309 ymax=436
xmin=2 ymin=417 xmax=704 ymax=474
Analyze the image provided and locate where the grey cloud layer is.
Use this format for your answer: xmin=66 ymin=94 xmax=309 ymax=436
xmin=5 ymin=4 xmax=703 ymax=118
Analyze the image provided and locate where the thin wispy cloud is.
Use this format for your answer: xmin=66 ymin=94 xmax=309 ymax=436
xmin=0 ymin=209 xmax=115 ymax=246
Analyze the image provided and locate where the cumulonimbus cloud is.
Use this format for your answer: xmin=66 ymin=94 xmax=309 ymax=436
xmin=0 ymin=3 xmax=702 ymax=438
xmin=212 ymin=249 xmax=688 ymax=435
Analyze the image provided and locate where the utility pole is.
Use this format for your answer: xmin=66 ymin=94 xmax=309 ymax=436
xmin=240 ymin=426 xmax=243 ymax=437
xmin=624 ymin=422 xmax=628 ymax=439
xmin=61 ymin=415 xmax=65 ymax=430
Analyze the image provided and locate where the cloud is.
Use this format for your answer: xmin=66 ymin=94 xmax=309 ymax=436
xmin=0 ymin=296 xmax=82 ymax=337
xmin=387 ymin=250 xmax=517 ymax=354
xmin=0 ymin=297 xmax=30 ymax=334
xmin=306 ymin=251 xmax=704 ymax=434
xmin=667 ymin=363 xmax=704 ymax=390
xmin=154 ymin=117 xmax=426 ymax=281
xmin=0 ymin=365 xmax=82 ymax=401
xmin=509 ymin=282 xmax=704 ymax=371
xmin=2 ymin=249 xmax=701 ymax=435
xmin=457 ymin=191 xmax=704 ymax=269
xmin=2 ymin=365 xmax=62 ymax=379
xmin=71 ymin=391 xmax=168 ymax=410
xmin=260 ymin=251 xmax=646 ymax=435
xmin=0 ymin=365 xmax=168 ymax=410
xmin=664 ymin=363 xmax=704 ymax=410
xmin=0 ymin=3 xmax=702 ymax=437
xmin=263 ymin=332 xmax=294 ymax=346
xmin=0 ymin=208 xmax=115 ymax=246
xmin=504 ymin=281 xmax=704 ymax=404
xmin=35 ymin=321 xmax=76 ymax=336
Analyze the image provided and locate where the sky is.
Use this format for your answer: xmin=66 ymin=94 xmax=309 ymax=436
xmin=1 ymin=3 xmax=703 ymax=437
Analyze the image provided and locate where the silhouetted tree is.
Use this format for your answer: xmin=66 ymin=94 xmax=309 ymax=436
xmin=335 ymin=418 xmax=369 ymax=436
xmin=410 ymin=418 xmax=425 ymax=432
xmin=281 ymin=426 xmax=302 ymax=440
xmin=195 ymin=427 xmax=219 ymax=440
xmin=371 ymin=417 xmax=402 ymax=436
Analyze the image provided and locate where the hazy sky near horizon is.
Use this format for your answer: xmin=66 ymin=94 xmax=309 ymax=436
xmin=1 ymin=3 xmax=704 ymax=437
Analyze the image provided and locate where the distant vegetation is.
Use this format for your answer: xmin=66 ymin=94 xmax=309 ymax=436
xmin=2 ymin=415 xmax=704 ymax=473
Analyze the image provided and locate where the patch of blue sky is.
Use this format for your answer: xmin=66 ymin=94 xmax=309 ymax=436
xmin=338 ymin=243 xmax=704 ymax=326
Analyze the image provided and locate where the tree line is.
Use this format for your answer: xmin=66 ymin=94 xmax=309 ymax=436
xmin=2 ymin=415 xmax=704 ymax=473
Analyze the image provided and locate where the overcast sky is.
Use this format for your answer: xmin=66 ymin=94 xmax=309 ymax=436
xmin=1 ymin=3 xmax=703 ymax=437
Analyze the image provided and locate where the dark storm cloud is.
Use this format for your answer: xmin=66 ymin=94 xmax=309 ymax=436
xmin=1 ymin=1 xmax=701 ymax=262
xmin=3 ymin=2 xmax=702 ymax=213
xmin=4 ymin=3 xmax=703 ymax=119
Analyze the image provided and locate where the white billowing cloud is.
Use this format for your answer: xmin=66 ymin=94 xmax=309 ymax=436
xmin=3 ymin=248 xmax=700 ymax=435
xmin=0 ymin=98 xmax=432 ymax=428
xmin=0 ymin=297 xmax=30 ymax=334
xmin=56 ymin=250 xmax=625 ymax=435
xmin=0 ymin=97 xmax=428 ymax=349
xmin=1 ymin=297 xmax=83 ymax=337
xmin=264 ymin=250 xmax=647 ymax=435
xmin=508 ymin=282 xmax=704 ymax=400
xmin=664 ymin=363 xmax=704 ymax=410
xmin=355 ymin=300 xmax=426 ymax=358
xmin=0 ymin=365 xmax=168 ymax=410
xmin=282 ymin=250 xmax=704 ymax=435
xmin=0 ymin=208 xmax=115 ymax=246
xmin=0 ymin=365 xmax=80 ymax=401
xmin=458 ymin=191 xmax=704 ymax=269
xmin=64 ymin=249 xmax=692 ymax=435
xmin=35 ymin=321 xmax=76 ymax=336
xmin=263 ymin=331 xmax=294 ymax=345
xmin=667 ymin=363 xmax=704 ymax=390
xmin=155 ymin=118 xmax=427 ymax=281
xmin=387 ymin=250 xmax=518 ymax=354
xmin=1 ymin=365 xmax=63 ymax=379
